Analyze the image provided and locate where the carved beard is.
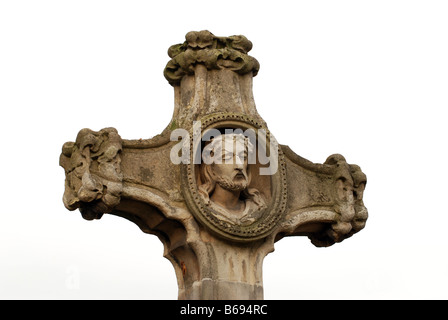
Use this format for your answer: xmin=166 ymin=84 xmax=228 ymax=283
xmin=215 ymin=174 xmax=248 ymax=192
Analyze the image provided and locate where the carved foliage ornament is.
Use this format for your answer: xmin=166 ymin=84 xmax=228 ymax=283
xmin=308 ymin=154 xmax=368 ymax=247
xmin=59 ymin=128 xmax=123 ymax=220
xmin=164 ymin=30 xmax=260 ymax=86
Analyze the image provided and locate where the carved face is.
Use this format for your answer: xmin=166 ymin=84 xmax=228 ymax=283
xmin=211 ymin=141 xmax=249 ymax=192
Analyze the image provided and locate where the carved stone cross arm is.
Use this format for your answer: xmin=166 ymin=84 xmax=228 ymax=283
xmin=277 ymin=147 xmax=367 ymax=247
xmin=60 ymin=31 xmax=368 ymax=300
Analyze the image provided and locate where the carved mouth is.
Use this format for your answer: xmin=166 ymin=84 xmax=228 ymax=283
xmin=234 ymin=172 xmax=246 ymax=180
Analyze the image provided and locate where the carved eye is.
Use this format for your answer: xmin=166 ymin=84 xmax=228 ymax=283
xmin=238 ymin=151 xmax=247 ymax=160
xmin=223 ymin=152 xmax=233 ymax=161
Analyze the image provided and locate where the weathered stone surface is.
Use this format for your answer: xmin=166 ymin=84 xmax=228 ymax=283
xmin=164 ymin=30 xmax=259 ymax=86
xmin=60 ymin=127 xmax=123 ymax=220
xmin=60 ymin=30 xmax=368 ymax=300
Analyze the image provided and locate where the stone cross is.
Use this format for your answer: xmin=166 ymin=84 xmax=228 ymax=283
xmin=60 ymin=30 xmax=368 ymax=300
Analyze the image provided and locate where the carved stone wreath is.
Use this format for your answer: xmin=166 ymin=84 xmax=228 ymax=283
xmin=181 ymin=113 xmax=288 ymax=242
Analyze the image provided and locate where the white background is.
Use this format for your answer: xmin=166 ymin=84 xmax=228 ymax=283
xmin=1 ymin=1 xmax=447 ymax=299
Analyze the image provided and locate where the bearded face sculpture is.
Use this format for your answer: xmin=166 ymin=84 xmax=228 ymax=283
xmin=198 ymin=133 xmax=266 ymax=225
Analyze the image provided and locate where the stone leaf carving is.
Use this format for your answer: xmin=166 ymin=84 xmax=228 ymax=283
xmin=164 ymin=30 xmax=260 ymax=86
xmin=60 ymin=127 xmax=123 ymax=220
xmin=309 ymin=154 xmax=368 ymax=247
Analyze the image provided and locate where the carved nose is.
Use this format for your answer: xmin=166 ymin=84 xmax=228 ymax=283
xmin=234 ymin=160 xmax=244 ymax=170
xmin=234 ymin=155 xmax=245 ymax=168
